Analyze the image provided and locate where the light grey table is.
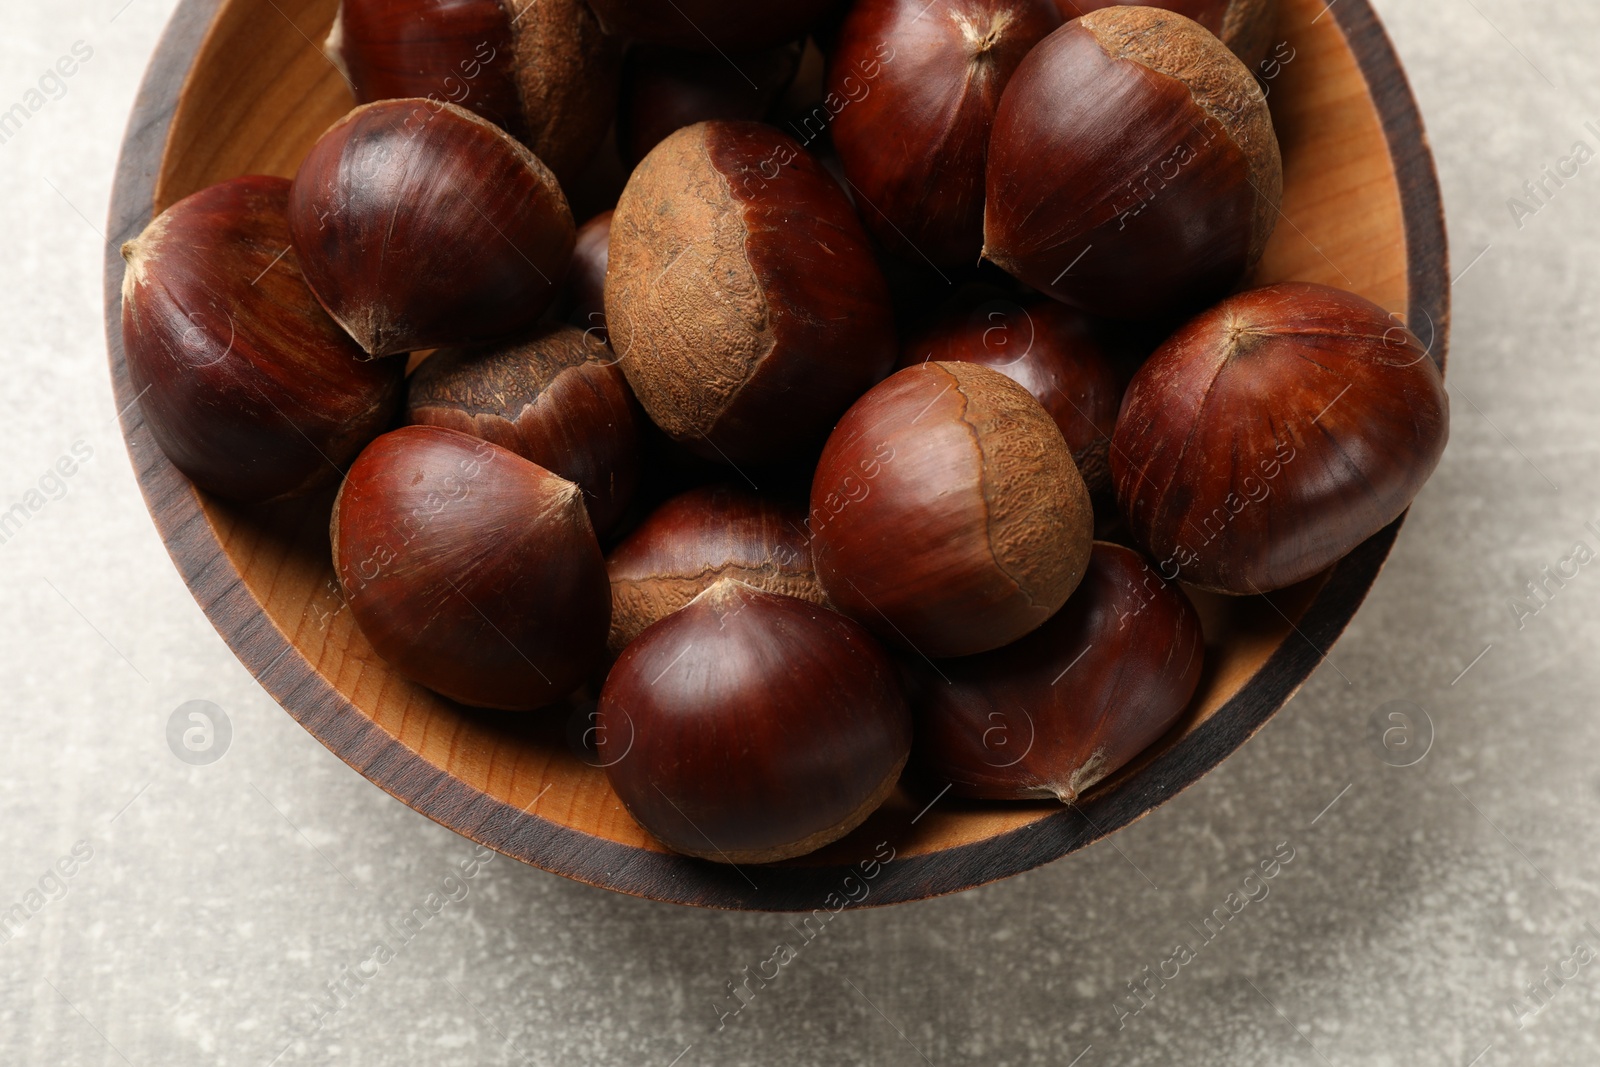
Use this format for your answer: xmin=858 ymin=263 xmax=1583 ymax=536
xmin=4 ymin=1 xmax=1597 ymax=1064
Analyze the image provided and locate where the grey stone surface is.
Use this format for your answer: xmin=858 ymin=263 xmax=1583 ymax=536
xmin=3 ymin=0 xmax=1599 ymax=1064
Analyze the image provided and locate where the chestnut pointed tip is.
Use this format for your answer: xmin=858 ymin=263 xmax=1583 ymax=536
xmin=324 ymin=9 xmax=350 ymax=84
xmin=691 ymin=575 xmax=758 ymax=610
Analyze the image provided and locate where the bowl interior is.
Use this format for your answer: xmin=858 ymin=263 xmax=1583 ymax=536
xmin=116 ymin=0 xmax=1433 ymax=907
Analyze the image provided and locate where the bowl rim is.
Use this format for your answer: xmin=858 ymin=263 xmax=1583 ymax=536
xmin=103 ymin=0 xmax=1449 ymax=912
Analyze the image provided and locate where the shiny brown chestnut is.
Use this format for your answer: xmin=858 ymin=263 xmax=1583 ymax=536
xmin=331 ymin=425 xmax=609 ymax=709
xmin=566 ymin=209 xmax=611 ymax=337
xmin=587 ymin=0 xmax=834 ymax=51
xmin=916 ymin=542 xmax=1203 ymax=801
xmin=597 ymin=579 xmax=911 ymax=862
xmin=120 ymin=176 xmax=403 ymax=504
xmin=288 ymin=99 xmax=575 ymax=357
xmin=1112 ymin=282 xmax=1450 ymax=595
xmin=899 ymin=296 xmax=1121 ymax=492
xmin=605 ymin=120 xmax=896 ymax=465
xmin=811 ymin=361 xmax=1093 ymax=658
xmin=617 ymin=41 xmax=802 ymax=168
xmin=606 ymin=485 xmax=821 ymax=654
xmin=983 ymin=7 xmax=1282 ymax=319
xmin=828 ymin=0 xmax=1059 ymax=266
xmin=326 ymin=0 xmax=620 ymax=181
xmin=404 ymin=324 xmax=641 ymax=534
xmin=1050 ymin=0 xmax=1278 ymax=67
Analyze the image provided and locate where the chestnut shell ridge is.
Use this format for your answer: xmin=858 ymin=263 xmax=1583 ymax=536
xmin=828 ymin=0 xmax=1061 ymax=266
xmin=982 ymin=6 xmax=1282 ymax=319
xmin=1112 ymin=282 xmax=1449 ymax=594
xmin=119 ymin=175 xmax=403 ymax=504
xmin=405 ymin=324 xmax=641 ymax=534
xmin=331 ymin=425 xmax=610 ymax=710
xmin=327 ymin=0 xmax=621 ymax=182
xmin=596 ymin=579 xmax=912 ymax=864
xmin=605 ymin=120 xmax=896 ymax=466
xmin=288 ymin=99 xmax=575 ymax=357
xmin=605 ymin=485 xmax=822 ymax=653
xmin=915 ymin=541 xmax=1205 ymax=801
xmin=1054 ymin=0 xmax=1278 ymax=67
xmin=811 ymin=361 xmax=1094 ymax=658
xmin=899 ymin=297 xmax=1121 ymax=493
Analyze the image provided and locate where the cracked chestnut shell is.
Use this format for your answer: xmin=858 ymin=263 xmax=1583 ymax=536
xmin=1050 ymin=0 xmax=1278 ymax=67
xmin=899 ymin=296 xmax=1121 ymax=493
xmin=119 ymin=175 xmax=403 ymax=504
xmin=829 ymin=0 xmax=1059 ymax=266
xmin=1111 ymin=282 xmax=1450 ymax=594
xmin=605 ymin=120 xmax=896 ymax=465
xmin=597 ymin=579 xmax=911 ymax=863
xmin=916 ymin=542 xmax=1204 ymax=801
xmin=587 ymin=0 xmax=835 ymax=51
xmin=605 ymin=485 xmax=822 ymax=654
xmin=983 ymin=7 xmax=1282 ymax=319
xmin=288 ymin=99 xmax=575 ymax=357
xmin=326 ymin=0 xmax=621 ymax=181
xmin=404 ymin=324 xmax=641 ymax=534
xmin=331 ymin=425 xmax=609 ymax=710
xmin=811 ymin=361 xmax=1093 ymax=658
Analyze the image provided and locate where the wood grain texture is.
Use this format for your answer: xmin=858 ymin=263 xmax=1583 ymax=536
xmin=104 ymin=0 xmax=1448 ymax=909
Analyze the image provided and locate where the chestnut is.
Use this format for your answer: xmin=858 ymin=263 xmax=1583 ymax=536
xmin=605 ymin=120 xmax=896 ymax=465
xmin=404 ymin=324 xmax=642 ymax=534
xmin=605 ymin=485 xmax=821 ymax=653
xmin=810 ymin=361 xmax=1093 ymax=658
xmin=331 ymin=425 xmax=609 ymax=709
xmin=916 ymin=542 xmax=1204 ymax=800
xmin=1050 ymin=0 xmax=1277 ymax=68
xmin=899 ymin=295 xmax=1121 ymax=492
xmin=119 ymin=175 xmax=403 ymax=504
xmin=567 ymin=209 xmax=611 ymax=338
xmin=617 ymin=41 xmax=803 ymax=168
xmin=586 ymin=0 xmax=834 ymax=51
xmin=828 ymin=0 xmax=1060 ymax=266
xmin=597 ymin=579 xmax=911 ymax=862
xmin=326 ymin=0 xmax=621 ymax=181
xmin=1112 ymin=282 xmax=1450 ymax=594
xmin=288 ymin=99 xmax=575 ymax=357
xmin=983 ymin=7 xmax=1282 ymax=319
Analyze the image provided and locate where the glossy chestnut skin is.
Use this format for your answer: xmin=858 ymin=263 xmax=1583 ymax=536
xmin=829 ymin=0 xmax=1059 ymax=266
xmin=983 ymin=7 xmax=1282 ymax=319
xmin=606 ymin=485 xmax=821 ymax=654
xmin=618 ymin=41 xmax=802 ymax=168
xmin=587 ymin=0 xmax=836 ymax=51
xmin=899 ymin=296 xmax=1121 ymax=492
xmin=597 ymin=579 xmax=911 ymax=863
xmin=606 ymin=120 xmax=896 ymax=465
xmin=120 ymin=176 xmax=403 ymax=503
xmin=566 ymin=210 xmax=611 ymax=337
xmin=331 ymin=425 xmax=610 ymax=709
xmin=1050 ymin=0 xmax=1278 ymax=67
xmin=1112 ymin=282 xmax=1450 ymax=595
xmin=916 ymin=542 xmax=1204 ymax=801
xmin=811 ymin=361 xmax=1093 ymax=658
xmin=288 ymin=99 xmax=575 ymax=357
xmin=404 ymin=324 xmax=642 ymax=534
xmin=327 ymin=0 xmax=620 ymax=181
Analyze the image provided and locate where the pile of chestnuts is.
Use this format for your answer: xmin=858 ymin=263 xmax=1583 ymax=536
xmin=119 ymin=0 xmax=1448 ymax=864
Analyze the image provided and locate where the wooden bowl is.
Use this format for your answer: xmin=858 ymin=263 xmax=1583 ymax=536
xmin=104 ymin=0 xmax=1448 ymax=910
